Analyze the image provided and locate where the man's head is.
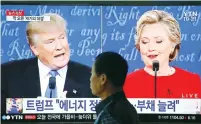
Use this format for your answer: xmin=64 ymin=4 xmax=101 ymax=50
xmin=26 ymin=13 xmax=70 ymax=70
xmin=90 ymin=51 xmax=128 ymax=98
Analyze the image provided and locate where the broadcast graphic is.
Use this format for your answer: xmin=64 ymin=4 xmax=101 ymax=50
xmin=1 ymin=3 xmax=201 ymax=123
xmin=6 ymin=98 xmax=23 ymax=114
xmin=6 ymin=10 xmax=50 ymax=21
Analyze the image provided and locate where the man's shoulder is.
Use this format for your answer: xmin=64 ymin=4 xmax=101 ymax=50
xmin=68 ymin=61 xmax=91 ymax=72
xmin=67 ymin=61 xmax=92 ymax=84
xmin=1 ymin=58 xmax=37 ymax=70
xmin=108 ymin=98 xmax=139 ymax=124
xmin=113 ymin=98 xmax=137 ymax=112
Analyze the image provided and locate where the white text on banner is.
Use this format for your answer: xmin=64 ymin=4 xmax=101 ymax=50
xmin=6 ymin=16 xmax=50 ymax=21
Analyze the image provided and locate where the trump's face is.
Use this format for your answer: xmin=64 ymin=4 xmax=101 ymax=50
xmin=139 ymin=23 xmax=174 ymax=68
xmin=30 ymin=26 xmax=70 ymax=70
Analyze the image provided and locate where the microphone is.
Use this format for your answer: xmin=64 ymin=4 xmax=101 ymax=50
xmin=152 ymin=60 xmax=159 ymax=98
xmin=49 ymin=77 xmax=56 ymax=98
xmin=152 ymin=60 xmax=159 ymax=71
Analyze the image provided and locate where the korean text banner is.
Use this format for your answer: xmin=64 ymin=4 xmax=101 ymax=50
xmin=6 ymin=98 xmax=201 ymax=114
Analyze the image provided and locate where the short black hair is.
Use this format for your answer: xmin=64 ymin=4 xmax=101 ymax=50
xmin=94 ymin=51 xmax=128 ymax=87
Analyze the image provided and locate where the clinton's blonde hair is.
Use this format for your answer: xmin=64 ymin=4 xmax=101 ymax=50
xmin=135 ymin=10 xmax=181 ymax=62
xmin=26 ymin=13 xmax=67 ymax=45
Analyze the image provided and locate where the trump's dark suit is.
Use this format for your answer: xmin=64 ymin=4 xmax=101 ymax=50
xmin=1 ymin=57 xmax=95 ymax=114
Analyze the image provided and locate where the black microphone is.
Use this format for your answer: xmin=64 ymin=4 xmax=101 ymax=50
xmin=49 ymin=77 xmax=56 ymax=98
xmin=152 ymin=60 xmax=159 ymax=98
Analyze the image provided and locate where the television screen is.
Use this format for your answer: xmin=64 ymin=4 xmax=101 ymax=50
xmin=1 ymin=1 xmax=201 ymax=123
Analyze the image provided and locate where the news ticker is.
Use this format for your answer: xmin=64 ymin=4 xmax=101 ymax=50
xmin=1 ymin=114 xmax=201 ymax=122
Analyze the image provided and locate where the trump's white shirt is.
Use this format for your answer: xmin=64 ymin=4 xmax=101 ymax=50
xmin=38 ymin=59 xmax=67 ymax=98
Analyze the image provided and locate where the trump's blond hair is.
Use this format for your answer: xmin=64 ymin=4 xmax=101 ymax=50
xmin=26 ymin=13 xmax=67 ymax=45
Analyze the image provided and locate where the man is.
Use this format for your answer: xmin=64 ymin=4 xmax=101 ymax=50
xmin=90 ymin=51 xmax=139 ymax=124
xmin=1 ymin=13 xmax=94 ymax=113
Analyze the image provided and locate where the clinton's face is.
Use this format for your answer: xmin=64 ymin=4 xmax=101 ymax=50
xmin=139 ymin=23 xmax=175 ymax=68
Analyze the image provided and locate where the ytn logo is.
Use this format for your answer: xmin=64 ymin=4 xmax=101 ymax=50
xmin=2 ymin=115 xmax=11 ymax=120
xmin=10 ymin=115 xmax=23 ymax=120
xmin=2 ymin=115 xmax=23 ymax=120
